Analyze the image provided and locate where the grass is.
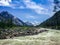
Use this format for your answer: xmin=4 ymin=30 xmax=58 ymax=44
xmin=0 ymin=29 xmax=60 ymax=45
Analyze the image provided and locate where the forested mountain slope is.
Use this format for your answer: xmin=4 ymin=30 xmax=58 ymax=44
xmin=38 ymin=11 xmax=60 ymax=29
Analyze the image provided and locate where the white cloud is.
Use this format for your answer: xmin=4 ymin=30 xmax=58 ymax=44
xmin=48 ymin=0 xmax=53 ymax=3
xmin=0 ymin=0 xmax=54 ymax=16
xmin=24 ymin=0 xmax=43 ymax=9
xmin=34 ymin=21 xmax=40 ymax=24
xmin=25 ymin=15 xmax=37 ymax=19
xmin=0 ymin=0 xmax=11 ymax=6
xmin=23 ymin=0 xmax=49 ymax=15
xmin=0 ymin=0 xmax=18 ymax=9
xmin=0 ymin=0 xmax=26 ymax=9
xmin=19 ymin=6 xmax=25 ymax=9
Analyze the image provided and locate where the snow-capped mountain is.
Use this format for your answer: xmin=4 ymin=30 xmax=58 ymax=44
xmin=25 ymin=21 xmax=34 ymax=26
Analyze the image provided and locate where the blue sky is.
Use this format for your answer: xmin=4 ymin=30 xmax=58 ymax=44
xmin=0 ymin=0 xmax=54 ymax=25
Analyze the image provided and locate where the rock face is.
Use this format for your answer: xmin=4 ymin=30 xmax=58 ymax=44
xmin=39 ymin=11 xmax=60 ymax=29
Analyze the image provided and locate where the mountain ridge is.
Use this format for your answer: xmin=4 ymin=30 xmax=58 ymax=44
xmin=38 ymin=11 xmax=60 ymax=29
xmin=0 ymin=11 xmax=27 ymax=28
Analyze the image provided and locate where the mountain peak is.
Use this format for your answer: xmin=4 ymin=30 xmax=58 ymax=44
xmin=0 ymin=11 xmax=33 ymax=27
xmin=0 ymin=11 xmax=27 ymax=27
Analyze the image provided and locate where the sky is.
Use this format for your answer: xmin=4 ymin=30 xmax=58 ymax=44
xmin=0 ymin=0 xmax=55 ymax=25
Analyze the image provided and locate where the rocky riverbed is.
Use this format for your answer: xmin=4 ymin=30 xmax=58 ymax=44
xmin=0 ymin=27 xmax=48 ymax=39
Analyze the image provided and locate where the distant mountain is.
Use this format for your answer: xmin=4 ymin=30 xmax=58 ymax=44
xmin=25 ymin=21 xmax=34 ymax=26
xmin=38 ymin=11 xmax=60 ymax=29
xmin=0 ymin=11 xmax=27 ymax=28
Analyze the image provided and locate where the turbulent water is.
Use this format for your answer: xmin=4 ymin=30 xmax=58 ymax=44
xmin=0 ymin=29 xmax=60 ymax=45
